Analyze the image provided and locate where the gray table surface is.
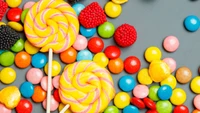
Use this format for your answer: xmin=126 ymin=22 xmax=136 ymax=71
xmin=1 ymin=0 xmax=200 ymax=112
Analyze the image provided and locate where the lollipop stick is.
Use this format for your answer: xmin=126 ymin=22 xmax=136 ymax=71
xmin=47 ymin=48 xmax=53 ymax=113
xmin=60 ymin=104 xmax=70 ymax=113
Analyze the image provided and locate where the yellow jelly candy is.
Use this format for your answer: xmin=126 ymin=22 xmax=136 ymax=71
xmin=161 ymin=74 xmax=177 ymax=89
xmin=112 ymin=0 xmax=128 ymax=4
xmin=0 ymin=67 xmax=16 ymax=84
xmin=114 ymin=92 xmax=130 ymax=109
xmin=24 ymin=40 xmax=40 ymax=55
xmin=93 ymin=52 xmax=109 ymax=68
xmin=149 ymin=60 xmax=170 ymax=82
xmin=105 ymin=1 xmax=122 ymax=18
xmin=0 ymin=86 xmax=21 ymax=109
xmin=137 ymin=68 xmax=153 ymax=85
xmin=6 ymin=0 xmax=22 ymax=8
xmin=170 ymin=88 xmax=186 ymax=105
xmin=145 ymin=46 xmax=162 ymax=62
xmin=59 ymin=103 xmax=72 ymax=113
xmin=0 ymin=22 xmax=6 ymax=26
xmin=7 ymin=22 xmax=23 ymax=32
xmin=190 ymin=76 xmax=200 ymax=93
xmin=44 ymin=60 xmax=61 ymax=77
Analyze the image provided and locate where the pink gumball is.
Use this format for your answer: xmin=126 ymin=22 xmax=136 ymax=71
xmin=0 ymin=104 xmax=11 ymax=113
xmin=163 ymin=57 xmax=176 ymax=73
xmin=23 ymin=1 xmax=35 ymax=10
xmin=194 ymin=94 xmax=200 ymax=110
xmin=133 ymin=85 xmax=149 ymax=99
xmin=40 ymin=76 xmax=53 ymax=91
xmin=73 ymin=35 xmax=88 ymax=51
xmin=26 ymin=68 xmax=43 ymax=84
xmin=163 ymin=36 xmax=179 ymax=52
xmin=52 ymin=75 xmax=60 ymax=89
xmin=42 ymin=95 xmax=59 ymax=111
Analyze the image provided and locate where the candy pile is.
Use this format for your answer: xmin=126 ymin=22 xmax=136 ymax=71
xmin=0 ymin=0 xmax=200 ymax=113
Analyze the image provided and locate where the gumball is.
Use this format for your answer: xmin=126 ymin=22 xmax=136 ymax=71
xmin=143 ymin=98 xmax=156 ymax=110
xmin=104 ymin=106 xmax=119 ymax=113
xmin=184 ymin=15 xmax=200 ymax=32
xmin=124 ymin=56 xmax=141 ymax=74
xmin=6 ymin=0 xmax=22 ymax=8
xmin=93 ymin=52 xmax=109 ymax=67
xmin=19 ymin=82 xmax=34 ymax=98
xmin=105 ymin=1 xmax=122 ymax=18
xmin=31 ymin=53 xmax=47 ymax=68
xmin=146 ymin=110 xmax=158 ymax=113
xmin=193 ymin=109 xmax=200 ymax=113
xmin=53 ymin=89 xmax=61 ymax=102
xmin=23 ymin=1 xmax=35 ymax=10
xmin=41 ymin=76 xmax=53 ymax=91
xmin=0 ymin=67 xmax=16 ymax=84
xmin=161 ymin=75 xmax=177 ymax=89
xmin=0 ymin=103 xmax=12 ymax=113
xmin=0 ymin=51 xmax=15 ymax=67
xmin=104 ymin=45 xmax=121 ymax=59
xmin=133 ymin=85 xmax=149 ymax=99
xmin=170 ymin=88 xmax=186 ymax=105
xmin=191 ymin=76 xmax=200 ymax=93
xmin=137 ymin=68 xmax=153 ymax=85
xmin=108 ymin=58 xmax=124 ymax=74
xmin=11 ymin=38 xmax=24 ymax=52
xmin=145 ymin=46 xmax=162 ymax=62
xmin=73 ymin=35 xmax=88 ymax=51
xmin=16 ymin=99 xmax=33 ymax=113
xmin=194 ymin=95 xmax=200 ymax=110
xmin=44 ymin=60 xmax=61 ymax=77
xmin=26 ymin=68 xmax=43 ymax=84
xmin=76 ymin=50 xmax=93 ymax=61
xmin=123 ymin=105 xmax=139 ymax=113
xmin=156 ymin=100 xmax=172 ymax=113
xmin=42 ymin=95 xmax=59 ymax=111
xmin=72 ymin=3 xmax=85 ymax=16
xmin=21 ymin=9 xmax=29 ymax=23
xmin=15 ymin=51 xmax=31 ymax=68
xmin=130 ymin=97 xmax=145 ymax=109
xmin=59 ymin=103 xmax=73 ymax=113
xmin=163 ymin=57 xmax=176 ymax=72
xmin=32 ymin=86 xmax=46 ymax=103
xmin=176 ymin=66 xmax=192 ymax=84
xmin=114 ymin=92 xmax=130 ymax=109
xmin=52 ymin=75 xmax=60 ymax=89
xmin=157 ymin=85 xmax=172 ymax=100
xmin=148 ymin=85 xmax=160 ymax=101
xmin=60 ymin=47 xmax=77 ymax=64
xmin=87 ymin=37 xmax=104 ymax=53
xmin=163 ymin=36 xmax=179 ymax=52
xmin=7 ymin=8 xmax=22 ymax=22
xmin=98 ymin=22 xmax=115 ymax=38
xmin=24 ymin=40 xmax=39 ymax=55
xmin=173 ymin=105 xmax=189 ymax=113
xmin=7 ymin=21 xmax=23 ymax=32
xmin=80 ymin=25 xmax=96 ymax=38
xmin=118 ymin=75 xmax=136 ymax=92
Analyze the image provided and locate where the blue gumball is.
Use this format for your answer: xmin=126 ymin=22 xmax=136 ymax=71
xmin=20 ymin=81 xmax=34 ymax=98
xmin=184 ymin=15 xmax=200 ymax=32
xmin=80 ymin=25 xmax=96 ymax=38
xmin=77 ymin=49 xmax=93 ymax=61
xmin=118 ymin=75 xmax=136 ymax=92
xmin=157 ymin=85 xmax=172 ymax=100
xmin=72 ymin=3 xmax=85 ymax=16
xmin=123 ymin=105 xmax=139 ymax=113
xmin=31 ymin=53 xmax=47 ymax=68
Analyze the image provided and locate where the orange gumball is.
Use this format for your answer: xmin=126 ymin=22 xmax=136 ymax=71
xmin=15 ymin=51 xmax=31 ymax=68
xmin=60 ymin=47 xmax=77 ymax=64
xmin=193 ymin=109 xmax=200 ymax=113
xmin=32 ymin=86 xmax=47 ymax=103
xmin=108 ymin=57 xmax=124 ymax=74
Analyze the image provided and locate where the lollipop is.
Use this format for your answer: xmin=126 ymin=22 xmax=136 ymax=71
xmin=59 ymin=60 xmax=116 ymax=113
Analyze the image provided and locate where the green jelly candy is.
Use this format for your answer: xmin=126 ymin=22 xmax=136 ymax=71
xmin=0 ymin=51 xmax=15 ymax=66
xmin=11 ymin=38 xmax=24 ymax=52
xmin=156 ymin=100 xmax=172 ymax=113
xmin=148 ymin=85 xmax=160 ymax=101
xmin=21 ymin=9 xmax=29 ymax=23
xmin=104 ymin=105 xmax=119 ymax=113
xmin=98 ymin=22 xmax=115 ymax=38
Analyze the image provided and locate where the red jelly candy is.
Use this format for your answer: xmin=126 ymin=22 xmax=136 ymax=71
xmin=53 ymin=89 xmax=61 ymax=102
xmin=143 ymin=97 xmax=156 ymax=110
xmin=88 ymin=37 xmax=104 ymax=53
xmin=7 ymin=8 xmax=22 ymax=22
xmin=131 ymin=97 xmax=145 ymax=109
xmin=173 ymin=105 xmax=189 ymax=113
xmin=124 ymin=56 xmax=141 ymax=74
xmin=146 ymin=109 xmax=159 ymax=113
xmin=104 ymin=45 xmax=121 ymax=59
xmin=16 ymin=99 xmax=33 ymax=113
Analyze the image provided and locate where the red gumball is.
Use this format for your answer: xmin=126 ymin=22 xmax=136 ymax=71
xmin=124 ymin=56 xmax=141 ymax=74
xmin=16 ymin=99 xmax=33 ymax=113
xmin=131 ymin=97 xmax=145 ymax=109
xmin=173 ymin=105 xmax=189 ymax=113
xmin=7 ymin=8 xmax=22 ymax=22
xmin=88 ymin=37 xmax=104 ymax=53
xmin=53 ymin=89 xmax=61 ymax=102
xmin=104 ymin=45 xmax=121 ymax=59
xmin=146 ymin=109 xmax=159 ymax=113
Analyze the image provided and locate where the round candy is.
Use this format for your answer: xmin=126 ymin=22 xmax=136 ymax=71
xmin=60 ymin=47 xmax=77 ymax=64
xmin=105 ymin=1 xmax=122 ymax=18
xmin=72 ymin=3 xmax=85 ymax=16
xmin=76 ymin=49 xmax=93 ymax=61
xmin=118 ymin=75 xmax=136 ymax=92
xmin=72 ymin=35 xmax=88 ymax=51
xmin=58 ymin=103 xmax=73 ymax=113
xmin=87 ymin=37 xmax=104 ymax=53
xmin=32 ymin=86 xmax=46 ymax=103
xmin=173 ymin=105 xmax=189 ymax=113
xmin=11 ymin=38 xmax=24 ymax=52
xmin=98 ymin=21 xmax=115 ymax=38
xmin=157 ymin=85 xmax=172 ymax=100
xmin=40 ymin=76 xmax=53 ymax=91
xmin=163 ymin=57 xmax=176 ymax=72
xmin=148 ymin=85 xmax=160 ymax=101
xmin=137 ymin=68 xmax=153 ymax=85
xmin=163 ymin=36 xmax=179 ymax=52
xmin=21 ymin=9 xmax=29 ymax=23
xmin=193 ymin=109 xmax=200 ymax=113
xmin=80 ymin=25 xmax=96 ymax=38
xmin=0 ymin=22 xmax=6 ymax=26
xmin=104 ymin=106 xmax=119 ymax=113
xmin=160 ymin=74 xmax=177 ymax=89
xmin=133 ymin=85 xmax=149 ymax=99
xmin=19 ymin=81 xmax=34 ymax=98
xmin=6 ymin=0 xmax=22 ymax=8
xmin=0 ymin=67 xmax=16 ymax=84
xmin=7 ymin=21 xmax=23 ymax=32
xmin=0 ymin=51 xmax=15 ymax=66
xmin=114 ymin=92 xmax=130 ymax=109
xmin=108 ymin=57 xmax=124 ymax=74
xmin=44 ymin=60 xmax=61 ymax=77
xmin=15 ymin=51 xmax=31 ymax=68
xmin=176 ymin=66 xmax=192 ymax=84
xmin=53 ymin=89 xmax=61 ymax=102
xmin=0 ymin=103 xmax=11 ymax=113
xmin=7 ymin=8 xmax=22 ymax=22
xmin=26 ymin=68 xmax=43 ymax=84
xmin=145 ymin=46 xmax=162 ymax=62
xmin=52 ymin=75 xmax=60 ymax=89
xmin=146 ymin=110 xmax=158 ymax=113
xmin=156 ymin=100 xmax=172 ymax=113
xmin=15 ymin=99 xmax=33 ymax=113
xmin=191 ymin=76 xmax=200 ymax=93
xmin=93 ymin=52 xmax=109 ymax=67
xmin=184 ymin=15 xmax=200 ymax=32
xmin=23 ymin=1 xmax=35 ymax=9
xmin=42 ymin=95 xmax=59 ymax=111
xmin=170 ymin=88 xmax=186 ymax=105
xmin=143 ymin=97 xmax=156 ymax=110
xmin=31 ymin=53 xmax=47 ymax=68
xmin=24 ymin=40 xmax=39 ymax=55
xmin=194 ymin=94 xmax=200 ymax=110
xmin=123 ymin=105 xmax=139 ymax=113
xmin=124 ymin=56 xmax=141 ymax=74
xmin=104 ymin=45 xmax=121 ymax=59
xmin=130 ymin=97 xmax=145 ymax=109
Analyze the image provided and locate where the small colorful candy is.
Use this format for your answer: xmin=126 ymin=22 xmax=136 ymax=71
xmin=44 ymin=60 xmax=61 ymax=77
xmin=118 ymin=75 xmax=136 ymax=92
xmin=60 ymin=47 xmax=77 ymax=64
xmin=133 ymin=85 xmax=149 ymax=99
xmin=184 ymin=15 xmax=200 ymax=32
xmin=72 ymin=35 xmax=88 ymax=51
xmin=157 ymin=85 xmax=172 ymax=100
xmin=123 ymin=105 xmax=139 ymax=113
xmin=104 ymin=1 xmax=122 ymax=18
xmin=21 ymin=9 xmax=29 ymax=23
xmin=6 ymin=0 xmax=22 ymax=8
xmin=160 ymin=74 xmax=177 ymax=89
xmin=31 ymin=86 xmax=46 ymax=103
xmin=104 ymin=45 xmax=121 ymax=59
xmin=53 ymin=89 xmax=61 ymax=102
xmin=0 ymin=103 xmax=11 ymax=113
xmin=143 ymin=97 xmax=156 ymax=110
xmin=52 ymin=75 xmax=60 ymax=89
xmin=80 ymin=25 xmax=96 ymax=38
xmin=40 ymin=76 xmax=53 ymax=91
xmin=26 ymin=68 xmax=43 ymax=84
xmin=72 ymin=3 xmax=85 ymax=16
xmin=191 ymin=76 xmax=200 ymax=93
xmin=87 ymin=37 xmax=104 ymax=53
xmin=42 ymin=95 xmax=59 ymax=111
xmin=124 ymin=56 xmax=141 ymax=74
xmin=146 ymin=109 xmax=158 ymax=113
xmin=163 ymin=36 xmax=179 ymax=52
xmin=145 ymin=46 xmax=162 ymax=62
xmin=163 ymin=57 xmax=176 ymax=72
xmin=7 ymin=21 xmax=23 ymax=32
xmin=98 ymin=21 xmax=115 ymax=38
xmin=0 ymin=51 xmax=15 ymax=67
xmin=15 ymin=51 xmax=31 ymax=68
xmin=130 ymin=97 xmax=145 ymax=109
xmin=194 ymin=95 xmax=200 ymax=110
xmin=93 ymin=52 xmax=109 ymax=67
xmin=108 ymin=57 xmax=124 ymax=74
xmin=31 ymin=53 xmax=47 ymax=68
xmin=156 ymin=100 xmax=172 ymax=113
xmin=24 ymin=40 xmax=39 ymax=55
xmin=0 ymin=67 xmax=16 ymax=84
xmin=137 ymin=68 xmax=153 ymax=85
xmin=176 ymin=66 xmax=192 ymax=84
xmin=76 ymin=49 xmax=93 ymax=61
xmin=7 ymin=8 xmax=22 ymax=22
xmin=11 ymin=38 xmax=24 ymax=52
xmin=104 ymin=105 xmax=119 ymax=113
xmin=15 ymin=99 xmax=33 ymax=113
xmin=19 ymin=81 xmax=34 ymax=98
xmin=193 ymin=109 xmax=200 ymax=113
xmin=170 ymin=88 xmax=186 ymax=105
xmin=23 ymin=1 xmax=35 ymax=10
xmin=173 ymin=105 xmax=189 ymax=113
xmin=148 ymin=85 xmax=160 ymax=101
xmin=114 ymin=92 xmax=130 ymax=109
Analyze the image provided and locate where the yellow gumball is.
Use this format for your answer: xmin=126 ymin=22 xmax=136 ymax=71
xmin=114 ymin=92 xmax=130 ymax=109
xmin=93 ymin=52 xmax=109 ymax=68
xmin=161 ymin=74 xmax=177 ymax=89
xmin=190 ymin=76 xmax=200 ymax=93
xmin=24 ymin=40 xmax=40 ymax=55
xmin=59 ymin=103 xmax=72 ymax=113
xmin=44 ymin=60 xmax=61 ymax=77
xmin=105 ymin=1 xmax=122 ymax=18
xmin=137 ymin=68 xmax=153 ymax=85
xmin=6 ymin=0 xmax=22 ymax=8
xmin=170 ymin=88 xmax=186 ymax=105
xmin=145 ymin=46 xmax=162 ymax=62
xmin=0 ymin=67 xmax=16 ymax=84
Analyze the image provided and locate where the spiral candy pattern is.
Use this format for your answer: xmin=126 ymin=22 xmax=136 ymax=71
xmin=24 ymin=0 xmax=79 ymax=53
xmin=59 ymin=60 xmax=116 ymax=113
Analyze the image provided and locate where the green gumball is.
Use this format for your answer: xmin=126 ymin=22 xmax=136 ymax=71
xmin=0 ymin=51 xmax=15 ymax=66
xmin=104 ymin=106 xmax=119 ymax=113
xmin=98 ymin=22 xmax=115 ymax=38
xmin=156 ymin=100 xmax=172 ymax=113
xmin=11 ymin=38 xmax=24 ymax=52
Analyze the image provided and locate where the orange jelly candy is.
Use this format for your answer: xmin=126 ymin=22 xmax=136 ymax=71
xmin=108 ymin=57 xmax=124 ymax=74
xmin=60 ymin=47 xmax=77 ymax=64
xmin=32 ymin=86 xmax=46 ymax=103
xmin=15 ymin=51 xmax=31 ymax=68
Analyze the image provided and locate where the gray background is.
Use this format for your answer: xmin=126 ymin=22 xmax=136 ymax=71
xmin=1 ymin=0 xmax=200 ymax=112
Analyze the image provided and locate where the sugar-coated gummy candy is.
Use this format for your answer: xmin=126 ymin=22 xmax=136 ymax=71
xmin=114 ymin=92 xmax=130 ymax=109
xmin=73 ymin=35 xmax=88 ymax=51
xmin=93 ymin=52 xmax=109 ymax=68
xmin=26 ymin=68 xmax=43 ymax=84
xmin=31 ymin=53 xmax=47 ymax=68
xmin=184 ymin=15 xmax=200 ymax=32
xmin=104 ymin=106 xmax=119 ymax=113
xmin=44 ymin=60 xmax=61 ymax=77
xmin=105 ymin=1 xmax=122 ymax=18
xmin=11 ymin=38 xmax=24 ymax=52
xmin=80 ymin=25 xmax=96 ymax=38
xmin=0 ymin=67 xmax=16 ymax=84
xmin=16 ymin=99 xmax=33 ymax=113
xmin=98 ymin=21 xmax=115 ymax=38
xmin=0 ymin=51 xmax=15 ymax=67
xmin=19 ymin=81 xmax=34 ymax=98
xmin=72 ymin=3 xmax=85 ymax=16
xmin=157 ymin=85 xmax=172 ymax=100
xmin=118 ymin=75 xmax=136 ymax=92
xmin=123 ymin=105 xmax=139 ymax=113
xmin=76 ymin=49 xmax=93 ymax=61
xmin=133 ymin=85 xmax=149 ymax=99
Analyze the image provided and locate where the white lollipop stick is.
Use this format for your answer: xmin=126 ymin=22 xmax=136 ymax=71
xmin=60 ymin=104 xmax=70 ymax=113
xmin=46 ymin=48 xmax=53 ymax=113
